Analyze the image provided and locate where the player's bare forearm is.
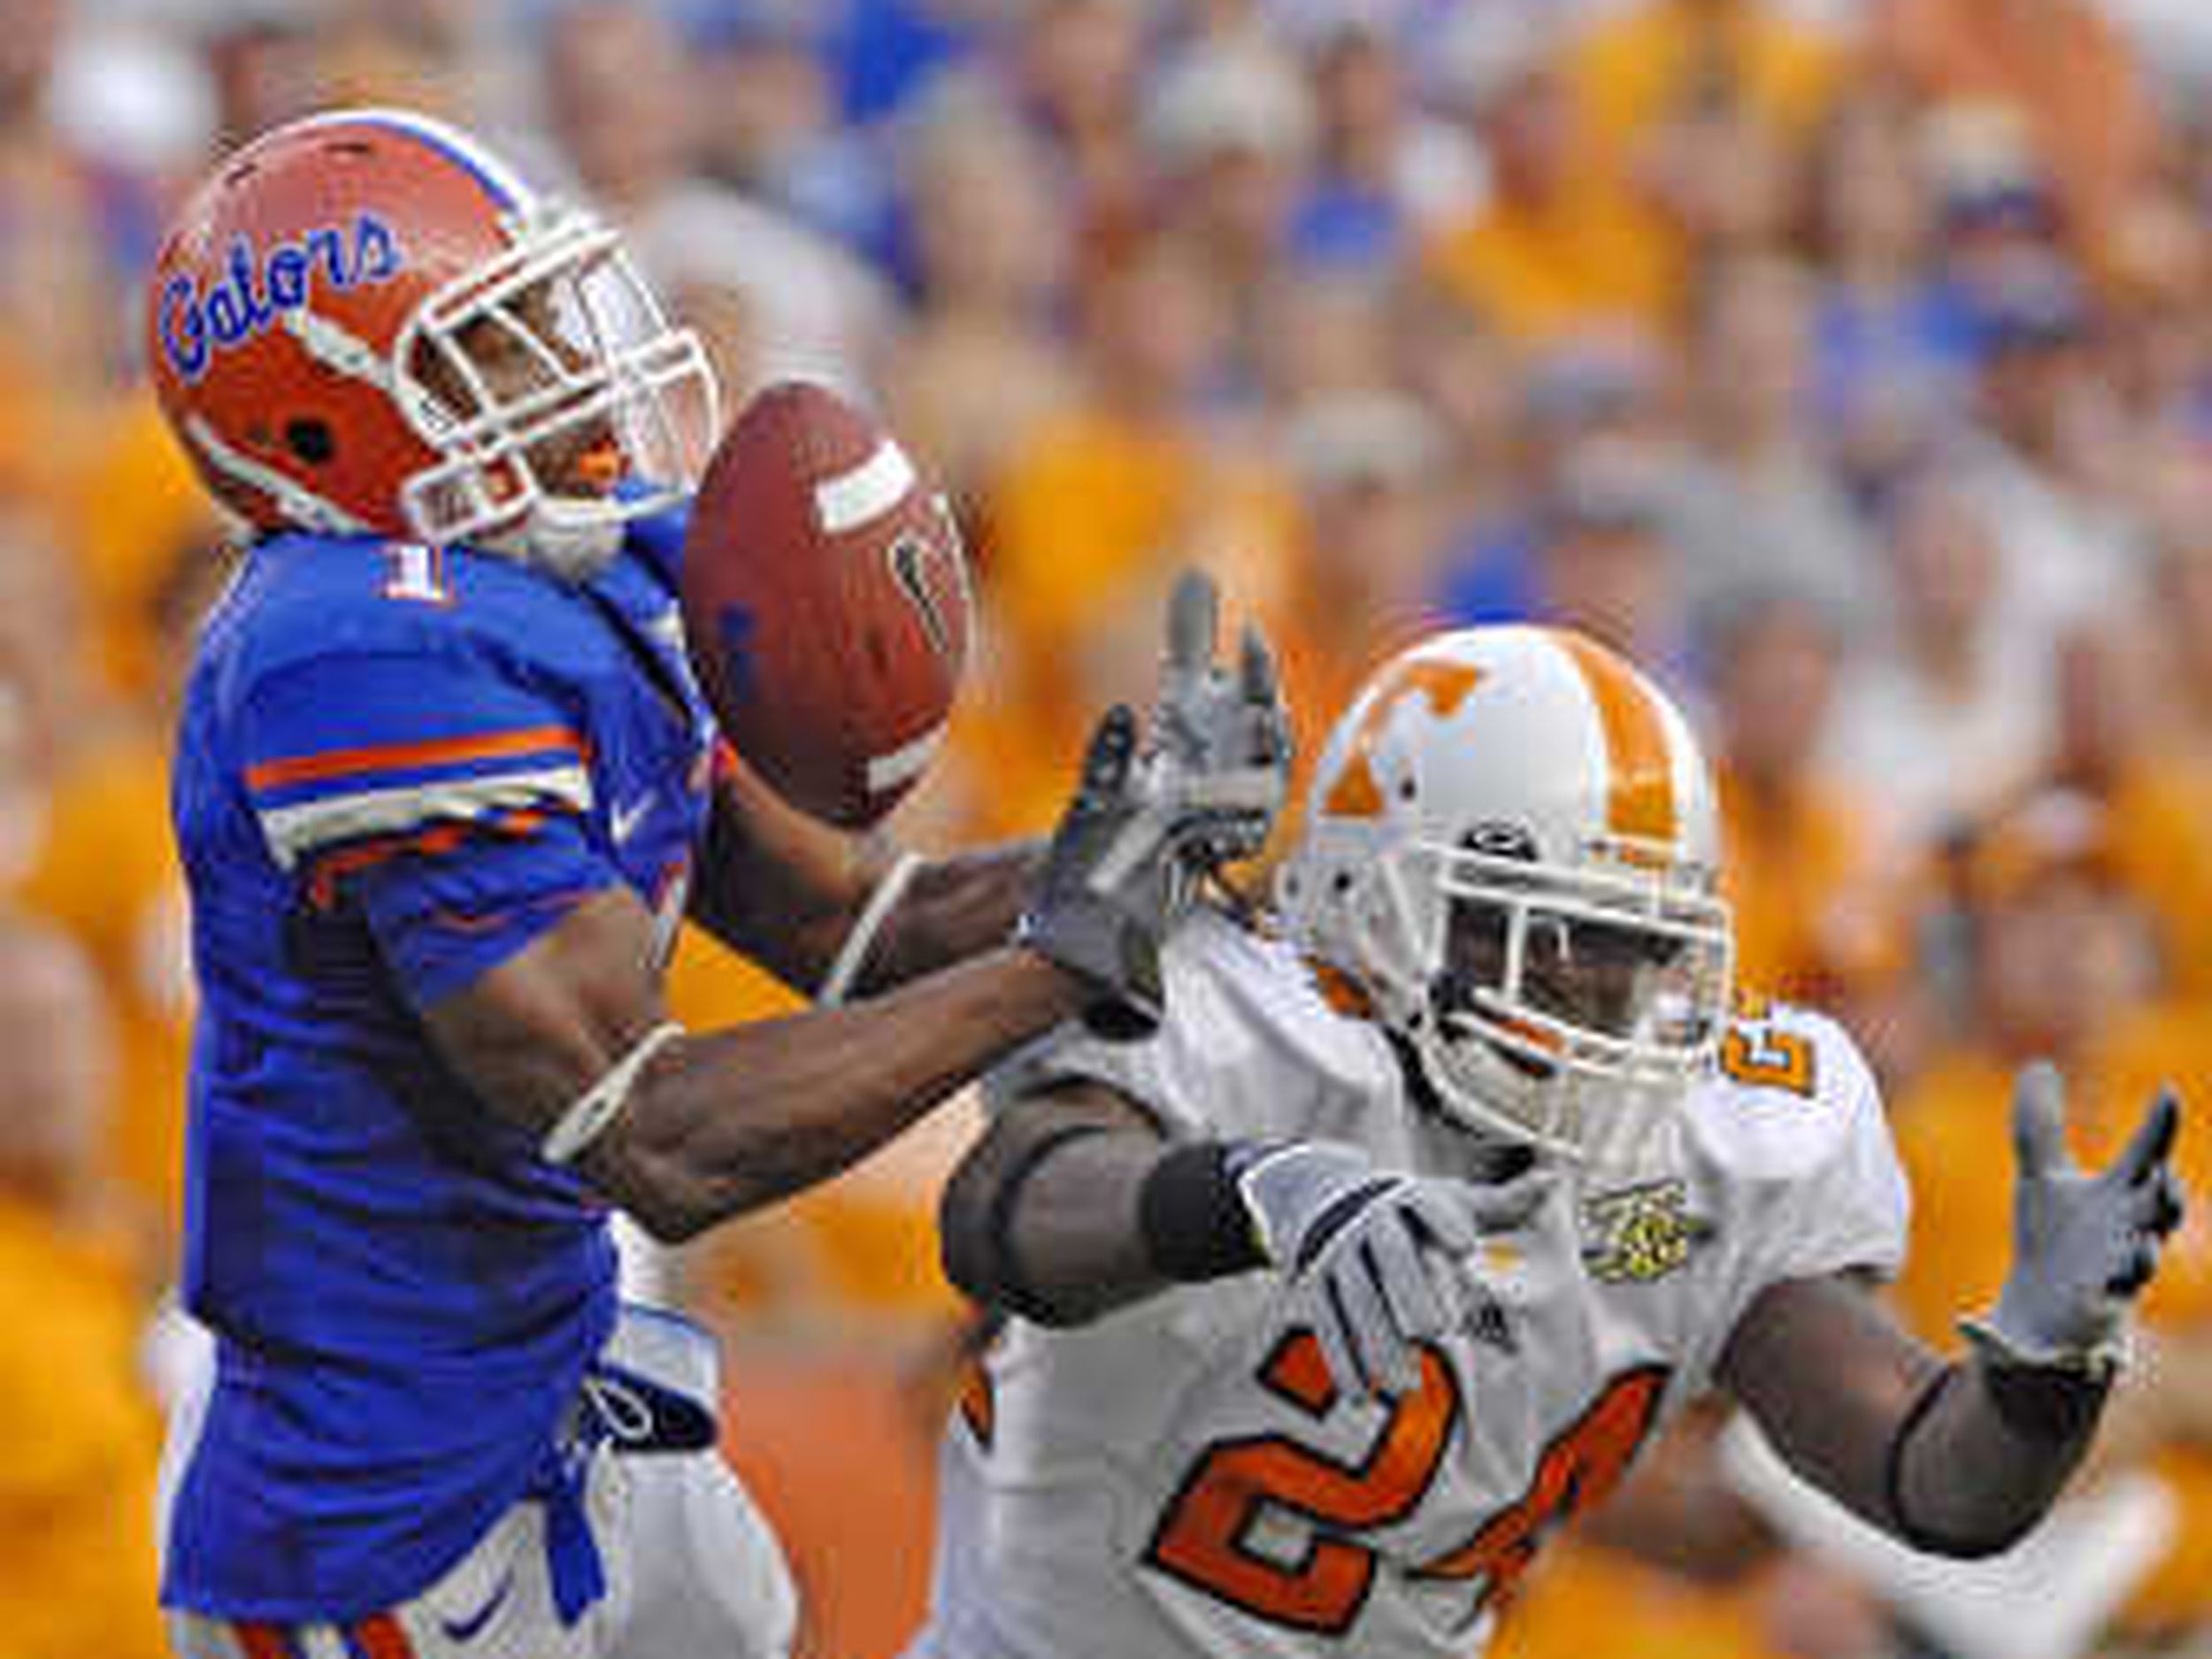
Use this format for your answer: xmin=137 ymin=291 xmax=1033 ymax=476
xmin=595 ymin=948 xmax=1081 ymax=1238
xmin=686 ymin=758 xmax=877 ymax=988
xmin=423 ymin=886 xmax=1090 ymax=1240
xmin=940 ymin=1082 xmax=1177 ymax=1325
xmin=1718 ymin=1273 xmax=2104 ymax=1557
xmin=685 ymin=760 xmax=1042 ymax=995
xmin=854 ymin=840 xmax=1044 ymax=994
xmin=944 ymin=1079 xmax=1557 ymax=1403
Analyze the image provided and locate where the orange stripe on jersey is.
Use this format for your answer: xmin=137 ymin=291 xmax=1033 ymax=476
xmin=350 ymin=1613 xmax=418 ymax=1659
xmin=233 ymin=1624 xmax=294 ymax=1659
xmin=1320 ymin=661 xmax=1484 ymax=818
xmin=299 ymin=807 xmax=563 ymax=910
xmin=1550 ymin=633 xmax=1676 ymax=848
xmin=245 ymin=725 xmax=586 ymax=792
xmin=304 ymin=821 xmax=469 ymax=909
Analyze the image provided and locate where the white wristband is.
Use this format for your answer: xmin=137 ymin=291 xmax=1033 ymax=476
xmin=541 ymin=1021 xmax=685 ymax=1165
xmin=818 ymin=850 xmax=922 ymax=1007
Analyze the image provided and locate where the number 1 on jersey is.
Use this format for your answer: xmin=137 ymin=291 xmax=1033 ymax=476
xmin=382 ymin=543 xmax=453 ymax=606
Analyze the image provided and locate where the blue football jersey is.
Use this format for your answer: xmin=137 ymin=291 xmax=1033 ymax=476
xmin=163 ymin=518 xmax=716 ymax=1619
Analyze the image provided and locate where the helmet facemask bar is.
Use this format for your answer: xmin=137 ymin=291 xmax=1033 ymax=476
xmin=1384 ymin=838 xmax=1732 ymax=1164
xmin=396 ymin=206 xmax=718 ymax=578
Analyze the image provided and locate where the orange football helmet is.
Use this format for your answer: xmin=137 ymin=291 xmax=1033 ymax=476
xmin=147 ymin=107 xmax=718 ymax=577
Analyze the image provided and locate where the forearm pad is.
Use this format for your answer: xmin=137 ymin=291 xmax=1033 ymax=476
xmin=1883 ymin=1360 xmax=2111 ymax=1558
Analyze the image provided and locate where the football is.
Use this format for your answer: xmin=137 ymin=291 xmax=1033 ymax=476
xmin=680 ymin=380 xmax=972 ymax=829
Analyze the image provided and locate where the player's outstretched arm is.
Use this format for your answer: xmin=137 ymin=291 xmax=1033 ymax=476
xmin=1717 ymin=1065 xmax=2185 ymax=1557
xmin=684 ymin=749 xmax=1045 ymax=999
xmin=421 ymin=708 xmax=1186 ymax=1240
xmin=941 ymin=1078 xmax=1550 ymax=1398
xmin=426 ymin=884 xmax=1076 ymax=1241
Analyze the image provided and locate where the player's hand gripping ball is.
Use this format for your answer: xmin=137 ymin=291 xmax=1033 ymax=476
xmin=680 ymin=380 xmax=972 ymax=828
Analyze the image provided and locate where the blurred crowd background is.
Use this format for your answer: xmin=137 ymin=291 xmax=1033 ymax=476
xmin=10 ymin=0 xmax=2212 ymax=1654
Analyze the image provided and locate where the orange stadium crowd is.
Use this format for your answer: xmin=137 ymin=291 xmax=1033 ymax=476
xmin=7 ymin=0 xmax=2212 ymax=1655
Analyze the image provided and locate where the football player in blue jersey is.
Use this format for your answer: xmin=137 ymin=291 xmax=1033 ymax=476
xmin=147 ymin=108 xmax=1288 ymax=1659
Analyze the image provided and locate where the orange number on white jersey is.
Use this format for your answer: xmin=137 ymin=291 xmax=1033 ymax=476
xmin=1145 ymin=1340 xmax=1667 ymax=1635
xmin=1146 ymin=1331 xmax=1461 ymax=1633
xmin=1720 ymin=1014 xmax=1817 ymax=1098
xmin=1409 ymin=1365 xmax=1669 ymax=1609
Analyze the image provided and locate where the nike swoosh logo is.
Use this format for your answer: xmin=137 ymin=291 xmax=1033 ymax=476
xmin=438 ymin=1567 xmax=515 ymax=1644
xmin=611 ymin=795 xmax=654 ymax=845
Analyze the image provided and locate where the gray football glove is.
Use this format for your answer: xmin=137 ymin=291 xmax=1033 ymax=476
xmin=1146 ymin=569 xmax=1291 ymax=871
xmin=1960 ymin=1062 xmax=2185 ymax=1377
xmin=1018 ymin=704 xmax=1179 ymax=1040
xmin=1233 ymin=1141 xmax=1553 ymax=1399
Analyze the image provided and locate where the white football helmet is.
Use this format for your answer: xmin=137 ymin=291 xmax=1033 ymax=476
xmin=1278 ymin=626 xmax=1733 ymax=1164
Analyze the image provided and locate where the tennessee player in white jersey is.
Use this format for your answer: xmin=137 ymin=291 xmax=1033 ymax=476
xmin=914 ymin=625 xmax=2186 ymax=1659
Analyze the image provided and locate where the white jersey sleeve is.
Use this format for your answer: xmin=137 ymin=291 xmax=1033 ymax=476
xmin=1673 ymin=997 xmax=1913 ymax=1388
xmin=984 ymin=906 xmax=1399 ymax=1146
